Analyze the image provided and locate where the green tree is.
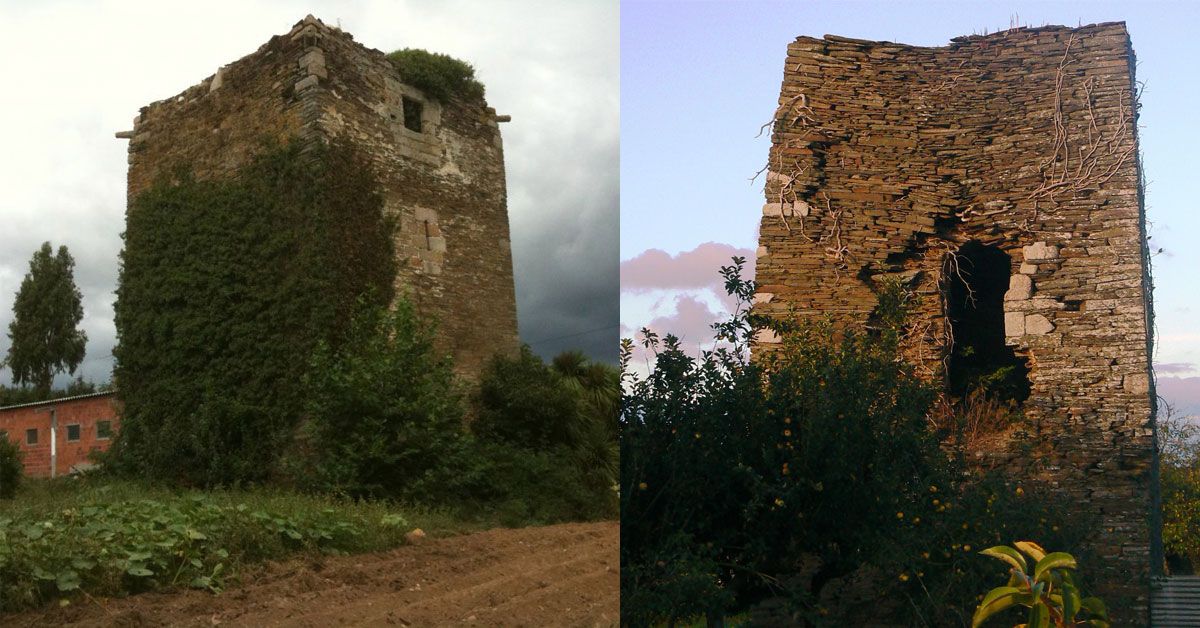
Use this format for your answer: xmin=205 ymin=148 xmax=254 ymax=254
xmin=4 ymin=242 xmax=87 ymax=395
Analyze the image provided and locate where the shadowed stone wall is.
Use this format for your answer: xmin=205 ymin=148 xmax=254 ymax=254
xmin=122 ymin=16 xmax=519 ymax=380
xmin=752 ymin=22 xmax=1158 ymax=623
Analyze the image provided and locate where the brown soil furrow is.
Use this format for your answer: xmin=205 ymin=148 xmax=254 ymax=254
xmin=4 ymin=521 xmax=618 ymax=628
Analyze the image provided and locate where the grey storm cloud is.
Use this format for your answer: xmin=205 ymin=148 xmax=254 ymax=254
xmin=0 ymin=0 xmax=618 ymax=385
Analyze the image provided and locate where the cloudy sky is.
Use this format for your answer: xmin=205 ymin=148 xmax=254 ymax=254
xmin=622 ymin=0 xmax=1200 ymax=412
xmin=0 ymin=0 xmax=618 ymax=387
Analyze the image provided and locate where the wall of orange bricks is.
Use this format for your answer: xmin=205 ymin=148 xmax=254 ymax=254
xmin=0 ymin=394 xmax=120 ymax=478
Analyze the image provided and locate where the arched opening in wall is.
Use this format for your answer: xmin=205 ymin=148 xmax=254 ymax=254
xmin=944 ymin=241 xmax=1031 ymax=406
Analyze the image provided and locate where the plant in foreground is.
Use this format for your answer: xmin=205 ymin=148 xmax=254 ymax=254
xmin=973 ymin=541 xmax=1108 ymax=628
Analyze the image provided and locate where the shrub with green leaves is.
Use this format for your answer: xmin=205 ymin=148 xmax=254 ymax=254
xmin=386 ymin=48 xmax=485 ymax=102
xmin=109 ymin=139 xmax=396 ymax=486
xmin=290 ymin=298 xmax=467 ymax=501
xmin=972 ymin=542 xmax=1108 ymax=627
xmin=620 ymin=259 xmax=1084 ymax=626
xmin=467 ymin=346 xmax=619 ymax=523
xmin=0 ymin=434 xmax=23 ymax=499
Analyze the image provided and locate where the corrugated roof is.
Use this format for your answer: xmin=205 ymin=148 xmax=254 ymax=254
xmin=0 ymin=390 xmax=116 ymax=412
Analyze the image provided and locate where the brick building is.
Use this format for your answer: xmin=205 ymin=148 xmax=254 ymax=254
xmin=0 ymin=391 xmax=119 ymax=478
xmin=752 ymin=23 xmax=1157 ymax=622
xmin=117 ymin=15 xmax=519 ymax=379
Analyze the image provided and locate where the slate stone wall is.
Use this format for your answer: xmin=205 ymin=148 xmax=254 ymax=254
xmin=752 ymin=22 xmax=1158 ymax=622
xmin=123 ymin=16 xmax=519 ymax=380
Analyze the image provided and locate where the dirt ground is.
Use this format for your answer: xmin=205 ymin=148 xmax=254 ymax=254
xmin=7 ymin=521 xmax=618 ymax=627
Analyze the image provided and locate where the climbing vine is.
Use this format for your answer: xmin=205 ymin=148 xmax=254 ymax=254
xmin=109 ymin=139 xmax=397 ymax=485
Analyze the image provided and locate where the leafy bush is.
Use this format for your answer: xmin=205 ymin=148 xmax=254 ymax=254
xmin=0 ymin=434 xmax=22 ymax=499
xmin=0 ymin=479 xmax=416 ymax=612
xmin=110 ymin=139 xmax=396 ymax=486
xmin=620 ymin=259 xmax=1083 ymax=626
xmin=973 ymin=542 xmax=1108 ymax=627
xmin=386 ymin=48 xmax=485 ymax=102
xmin=289 ymin=298 xmax=467 ymax=501
xmin=467 ymin=346 xmax=619 ymax=522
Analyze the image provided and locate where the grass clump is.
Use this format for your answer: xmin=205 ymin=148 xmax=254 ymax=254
xmin=386 ymin=48 xmax=485 ymax=102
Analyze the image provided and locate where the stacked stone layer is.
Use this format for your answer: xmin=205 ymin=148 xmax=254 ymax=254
xmin=752 ymin=22 xmax=1157 ymax=623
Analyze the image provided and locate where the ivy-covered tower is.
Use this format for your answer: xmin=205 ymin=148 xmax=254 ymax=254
xmin=117 ymin=15 xmax=519 ymax=378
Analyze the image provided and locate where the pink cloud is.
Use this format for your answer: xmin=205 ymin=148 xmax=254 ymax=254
xmin=621 ymin=242 xmax=755 ymax=293
xmin=644 ymin=295 xmax=725 ymax=346
xmin=1156 ymin=363 xmax=1196 ymax=375
xmin=625 ymin=295 xmax=731 ymax=367
xmin=1158 ymin=376 xmax=1200 ymax=416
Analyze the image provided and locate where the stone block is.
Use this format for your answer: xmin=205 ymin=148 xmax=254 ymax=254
xmin=1023 ymin=241 xmax=1059 ymax=262
xmin=1025 ymin=314 xmax=1054 ymax=335
xmin=427 ymin=236 xmax=446 ymax=252
xmin=752 ymin=292 xmax=775 ymax=305
xmin=1004 ymin=311 xmax=1025 ymax=336
xmin=1005 ymin=274 xmax=1032 ymax=301
xmin=1123 ymin=373 xmax=1150 ymax=394
xmin=756 ymin=245 xmax=768 ymax=259
xmin=294 ymin=75 xmax=320 ymax=92
xmin=754 ymin=329 xmax=782 ymax=344
xmin=1019 ymin=263 xmax=1037 ymax=274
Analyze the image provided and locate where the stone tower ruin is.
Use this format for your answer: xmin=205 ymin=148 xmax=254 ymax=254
xmin=117 ymin=16 xmax=518 ymax=379
xmin=752 ymin=22 xmax=1158 ymax=621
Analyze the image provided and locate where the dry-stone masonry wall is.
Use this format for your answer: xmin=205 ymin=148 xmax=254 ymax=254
xmin=752 ymin=22 xmax=1158 ymax=623
xmin=121 ymin=16 xmax=519 ymax=380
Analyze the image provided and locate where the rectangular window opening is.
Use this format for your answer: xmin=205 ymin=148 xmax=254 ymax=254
xmin=26 ymin=428 xmax=38 ymax=445
xmin=402 ymin=96 xmax=423 ymax=133
xmin=66 ymin=424 xmax=81 ymax=442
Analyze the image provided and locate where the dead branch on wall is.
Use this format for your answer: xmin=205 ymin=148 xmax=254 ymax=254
xmin=1025 ymin=33 xmax=1138 ymax=223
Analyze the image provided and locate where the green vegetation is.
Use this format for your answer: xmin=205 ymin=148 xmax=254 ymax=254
xmin=973 ymin=542 xmax=1108 ymax=628
xmin=620 ymin=259 xmax=1084 ymax=626
xmin=0 ymin=434 xmax=22 ymax=499
xmin=0 ymin=477 xmax=483 ymax=612
xmin=110 ymin=140 xmax=396 ymax=486
xmin=386 ymin=48 xmax=485 ymax=102
xmin=289 ymin=298 xmax=467 ymax=501
xmin=286 ymin=298 xmax=618 ymax=525
xmin=1158 ymin=402 xmax=1200 ymax=572
xmin=4 ymin=242 xmax=88 ymax=396
xmin=468 ymin=346 xmax=619 ymax=524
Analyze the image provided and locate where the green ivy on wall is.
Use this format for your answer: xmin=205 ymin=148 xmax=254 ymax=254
xmin=109 ymin=139 xmax=397 ymax=485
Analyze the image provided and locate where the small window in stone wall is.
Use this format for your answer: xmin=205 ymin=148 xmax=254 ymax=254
xmin=403 ymin=96 xmax=423 ymax=133
xmin=26 ymin=428 xmax=37 ymax=445
xmin=67 ymin=424 xmax=81 ymax=442
xmin=97 ymin=420 xmax=113 ymax=440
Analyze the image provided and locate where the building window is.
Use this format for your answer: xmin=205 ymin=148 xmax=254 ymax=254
xmin=66 ymin=424 xmax=81 ymax=442
xmin=402 ymin=96 xmax=423 ymax=133
xmin=97 ymin=421 xmax=113 ymax=440
xmin=26 ymin=428 xmax=38 ymax=445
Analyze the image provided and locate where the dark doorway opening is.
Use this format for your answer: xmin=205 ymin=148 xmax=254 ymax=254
xmin=945 ymin=241 xmax=1031 ymax=403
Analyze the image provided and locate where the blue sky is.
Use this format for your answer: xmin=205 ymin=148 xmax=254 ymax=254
xmin=621 ymin=0 xmax=1200 ymax=410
